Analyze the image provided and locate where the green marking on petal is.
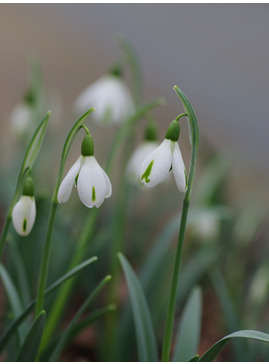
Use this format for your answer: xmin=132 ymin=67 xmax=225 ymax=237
xmin=141 ymin=160 xmax=154 ymax=183
xmin=75 ymin=173 xmax=79 ymax=186
xmin=23 ymin=219 xmax=27 ymax=233
xmin=92 ymin=187 xmax=96 ymax=202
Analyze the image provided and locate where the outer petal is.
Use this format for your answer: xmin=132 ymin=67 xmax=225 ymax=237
xmin=77 ymin=156 xmax=108 ymax=208
xmin=57 ymin=156 xmax=82 ymax=203
xmin=126 ymin=141 xmax=159 ymax=184
xmin=100 ymin=168 xmax=112 ymax=198
xmin=10 ymin=103 xmax=32 ymax=136
xmin=172 ymin=142 xmax=187 ymax=192
xmin=12 ymin=196 xmax=36 ymax=236
xmin=140 ymin=139 xmax=172 ymax=187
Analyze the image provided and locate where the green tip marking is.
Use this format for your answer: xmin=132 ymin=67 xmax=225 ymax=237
xmin=92 ymin=187 xmax=96 ymax=202
xmin=141 ymin=160 xmax=154 ymax=183
xmin=23 ymin=219 xmax=27 ymax=233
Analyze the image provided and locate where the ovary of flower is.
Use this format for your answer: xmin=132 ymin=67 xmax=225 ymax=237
xmin=73 ymin=75 xmax=134 ymax=125
xmin=140 ymin=139 xmax=187 ymax=192
xmin=126 ymin=141 xmax=159 ymax=184
xmin=57 ymin=156 xmax=112 ymax=208
xmin=12 ymin=196 xmax=36 ymax=236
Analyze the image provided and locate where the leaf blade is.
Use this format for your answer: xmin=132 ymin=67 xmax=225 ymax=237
xmin=173 ymin=286 xmax=202 ymax=362
xmin=16 ymin=311 xmax=46 ymax=362
xmin=199 ymin=330 xmax=269 ymax=361
xmin=118 ymin=253 xmax=158 ymax=362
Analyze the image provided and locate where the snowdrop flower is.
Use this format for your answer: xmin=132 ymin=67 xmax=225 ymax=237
xmin=74 ymin=70 xmax=134 ymax=126
xmin=140 ymin=120 xmax=187 ymax=192
xmin=126 ymin=121 xmax=158 ymax=185
xmin=12 ymin=177 xmax=36 ymax=236
xmin=58 ymin=134 xmax=112 ymax=208
xmin=10 ymin=102 xmax=33 ymax=136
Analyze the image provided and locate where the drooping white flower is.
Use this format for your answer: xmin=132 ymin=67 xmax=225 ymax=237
xmin=12 ymin=178 xmax=36 ymax=236
xmin=58 ymin=135 xmax=112 ymax=208
xmin=140 ymin=120 xmax=187 ymax=192
xmin=10 ymin=102 xmax=32 ymax=136
xmin=127 ymin=141 xmax=159 ymax=184
xmin=74 ymin=74 xmax=134 ymax=125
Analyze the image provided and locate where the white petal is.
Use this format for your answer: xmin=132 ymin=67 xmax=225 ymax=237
xmin=57 ymin=156 xmax=82 ymax=203
xmin=101 ymin=168 xmax=112 ymax=198
xmin=126 ymin=141 xmax=159 ymax=184
xmin=10 ymin=103 xmax=32 ymax=136
xmin=77 ymin=156 xmax=108 ymax=208
xmin=172 ymin=142 xmax=187 ymax=192
xmin=74 ymin=75 xmax=134 ymax=125
xmin=140 ymin=139 xmax=172 ymax=187
xmin=12 ymin=196 xmax=36 ymax=236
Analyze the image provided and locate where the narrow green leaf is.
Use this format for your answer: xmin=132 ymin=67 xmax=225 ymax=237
xmin=173 ymin=287 xmax=202 ymax=362
xmin=118 ymin=253 xmax=158 ymax=362
xmin=199 ymin=330 xmax=269 ymax=361
xmin=0 ymin=256 xmax=97 ymax=353
xmin=20 ymin=111 xmax=50 ymax=174
xmin=49 ymin=275 xmax=111 ymax=361
xmin=210 ymin=269 xmax=246 ymax=360
xmin=0 ymin=264 xmax=27 ymax=344
xmin=16 ymin=311 xmax=46 ymax=362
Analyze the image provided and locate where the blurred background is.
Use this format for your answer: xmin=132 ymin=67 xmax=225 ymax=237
xmin=1 ymin=3 xmax=269 ymax=361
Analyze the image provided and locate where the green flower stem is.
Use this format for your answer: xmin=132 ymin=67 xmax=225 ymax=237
xmin=40 ymin=98 xmax=165 ymax=353
xmin=34 ymin=109 xmax=94 ymax=319
xmin=161 ymin=86 xmax=199 ymax=362
xmin=0 ymin=217 xmax=11 ymax=261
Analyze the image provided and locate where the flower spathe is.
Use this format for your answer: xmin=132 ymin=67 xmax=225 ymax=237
xmin=73 ymin=75 xmax=134 ymax=125
xmin=140 ymin=138 xmax=187 ymax=192
xmin=12 ymin=196 xmax=36 ymax=236
xmin=58 ymin=155 xmax=112 ymax=208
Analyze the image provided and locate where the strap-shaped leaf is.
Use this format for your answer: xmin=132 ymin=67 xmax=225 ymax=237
xmin=49 ymin=275 xmax=111 ymax=361
xmin=199 ymin=330 xmax=269 ymax=361
xmin=118 ymin=253 xmax=158 ymax=362
xmin=0 ymin=264 xmax=27 ymax=344
xmin=0 ymin=256 xmax=97 ymax=353
xmin=16 ymin=311 xmax=46 ymax=361
xmin=173 ymin=287 xmax=202 ymax=361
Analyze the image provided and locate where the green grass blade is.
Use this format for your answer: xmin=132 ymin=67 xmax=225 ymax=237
xmin=49 ymin=275 xmax=111 ymax=361
xmin=199 ymin=330 xmax=269 ymax=361
xmin=0 ymin=256 xmax=97 ymax=353
xmin=118 ymin=253 xmax=158 ymax=362
xmin=173 ymin=287 xmax=202 ymax=362
xmin=0 ymin=264 xmax=27 ymax=344
xmin=16 ymin=311 xmax=46 ymax=362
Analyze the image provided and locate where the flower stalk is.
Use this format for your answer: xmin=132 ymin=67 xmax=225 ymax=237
xmin=161 ymin=86 xmax=199 ymax=361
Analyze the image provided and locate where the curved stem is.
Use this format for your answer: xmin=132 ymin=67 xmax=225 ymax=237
xmin=161 ymin=86 xmax=199 ymax=361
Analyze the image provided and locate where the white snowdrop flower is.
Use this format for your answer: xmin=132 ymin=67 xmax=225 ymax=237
xmin=127 ymin=141 xmax=159 ymax=184
xmin=12 ymin=177 xmax=36 ymax=236
xmin=126 ymin=121 xmax=159 ymax=185
xmin=140 ymin=120 xmax=187 ymax=193
xmin=74 ymin=72 xmax=134 ymax=126
xmin=10 ymin=102 xmax=32 ymax=136
xmin=58 ymin=134 xmax=112 ymax=208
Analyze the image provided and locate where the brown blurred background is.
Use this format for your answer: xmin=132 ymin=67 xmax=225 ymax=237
xmin=0 ymin=3 xmax=269 ymax=201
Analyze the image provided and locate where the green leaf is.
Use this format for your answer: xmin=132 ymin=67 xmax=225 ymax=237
xmin=0 ymin=264 xmax=27 ymax=344
xmin=49 ymin=275 xmax=111 ymax=361
xmin=118 ymin=253 xmax=158 ymax=362
xmin=199 ymin=330 xmax=269 ymax=361
xmin=16 ymin=310 xmax=46 ymax=361
xmin=189 ymin=354 xmax=200 ymax=361
xmin=0 ymin=256 xmax=97 ymax=353
xmin=173 ymin=287 xmax=202 ymax=362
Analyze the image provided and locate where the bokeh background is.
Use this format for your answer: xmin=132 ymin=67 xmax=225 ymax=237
xmin=1 ymin=4 xmax=269 ymax=197
xmin=1 ymin=3 xmax=269 ymax=361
